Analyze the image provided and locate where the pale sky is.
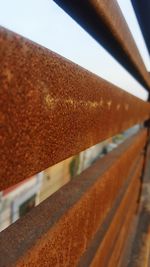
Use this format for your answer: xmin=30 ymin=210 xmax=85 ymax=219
xmin=0 ymin=0 xmax=149 ymax=100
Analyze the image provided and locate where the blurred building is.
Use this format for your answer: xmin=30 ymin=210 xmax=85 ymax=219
xmin=0 ymin=174 xmax=42 ymax=231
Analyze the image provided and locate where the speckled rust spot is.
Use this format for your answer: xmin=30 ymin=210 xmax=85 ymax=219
xmin=0 ymin=27 xmax=150 ymax=190
xmin=0 ymin=130 xmax=147 ymax=267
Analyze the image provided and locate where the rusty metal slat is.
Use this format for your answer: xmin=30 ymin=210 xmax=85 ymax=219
xmin=89 ymin=0 xmax=150 ymax=89
xmin=79 ymin=157 xmax=143 ymax=267
xmin=126 ymin=144 xmax=150 ymax=267
xmin=1 ymin=27 xmax=150 ymax=190
xmin=117 ymin=212 xmax=140 ymax=267
xmin=0 ymin=130 xmax=147 ymax=267
xmin=54 ymin=0 xmax=150 ymax=89
xmin=107 ymin=188 xmax=139 ymax=267
xmin=104 ymin=178 xmax=140 ymax=267
xmin=127 ymin=208 xmax=150 ymax=267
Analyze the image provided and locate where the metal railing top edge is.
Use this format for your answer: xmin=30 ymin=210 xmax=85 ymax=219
xmin=54 ymin=0 xmax=150 ymax=90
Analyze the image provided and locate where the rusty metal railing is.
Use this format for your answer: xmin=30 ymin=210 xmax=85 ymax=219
xmin=0 ymin=130 xmax=147 ymax=266
xmin=0 ymin=1 xmax=150 ymax=266
xmin=54 ymin=0 xmax=150 ymax=90
xmin=0 ymin=27 xmax=150 ymax=190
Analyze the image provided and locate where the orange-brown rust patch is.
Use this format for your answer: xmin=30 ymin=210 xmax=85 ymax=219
xmin=0 ymin=27 xmax=150 ymax=190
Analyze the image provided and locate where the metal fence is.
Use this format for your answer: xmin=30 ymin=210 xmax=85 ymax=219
xmin=0 ymin=1 xmax=150 ymax=266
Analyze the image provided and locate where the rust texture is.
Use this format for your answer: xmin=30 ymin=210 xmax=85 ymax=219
xmin=0 ymin=130 xmax=147 ymax=267
xmin=126 ymin=144 xmax=150 ymax=267
xmin=78 ymin=156 xmax=143 ymax=267
xmin=107 ymin=202 xmax=137 ymax=267
xmin=54 ymin=0 xmax=150 ymax=89
xmin=0 ymin=27 xmax=150 ymax=190
xmin=126 ymin=209 xmax=150 ymax=267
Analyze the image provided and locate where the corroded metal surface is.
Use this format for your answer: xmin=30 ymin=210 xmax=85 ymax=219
xmin=125 ymin=207 xmax=150 ymax=267
xmin=0 ymin=130 xmax=147 ymax=267
xmin=0 ymin=27 xmax=150 ymax=190
xmin=126 ymin=144 xmax=150 ymax=267
xmin=78 ymin=157 xmax=143 ymax=267
xmin=107 ymin=204 xmax=137 ymax=267
xmin=127 ymin=208 xmax=150 ymax=267
xmin=54 ymin=0 xmax=150 ymax=89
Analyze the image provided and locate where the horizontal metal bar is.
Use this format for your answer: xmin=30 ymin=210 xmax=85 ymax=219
xmin=54 ymin=0 xmax=150 ymax=90
xmin=0 ymin=27 xmax=150 ymax=190
xmin=127 ymin=209 xmax=150 ymax=267
xmin=107 ymin=203 xmax=137 ymax=267
xmin=0 ymin=130 xmax=147 ymax=266
xmin=127 ymin=144 xmax=150 ymax=267
xmin=78 ymin=157 xmax=143 ymax=267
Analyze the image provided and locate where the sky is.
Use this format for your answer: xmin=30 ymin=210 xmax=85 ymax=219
xmin=0 ymin=0 xmax=149 ymax=100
